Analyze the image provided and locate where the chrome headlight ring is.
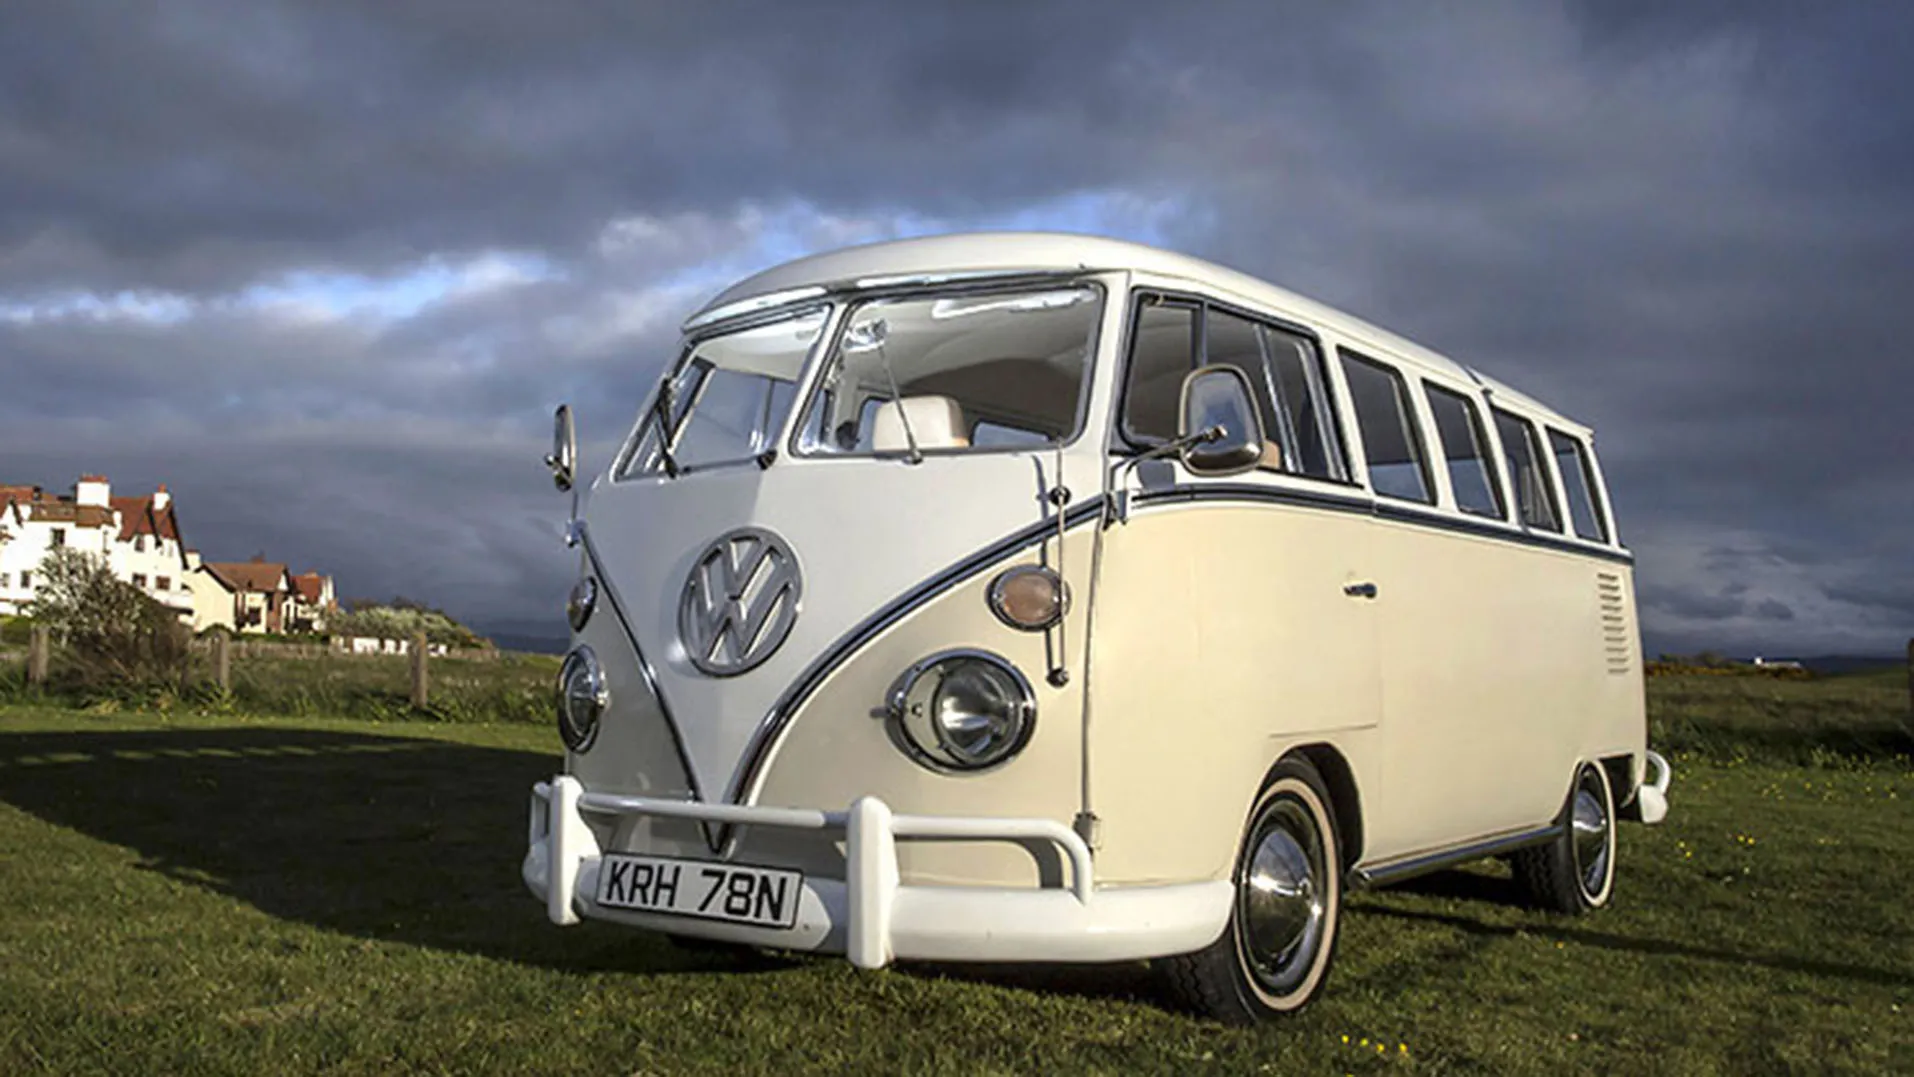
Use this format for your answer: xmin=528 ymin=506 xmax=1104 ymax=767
xmin=885 ymin=649 xmax=1036 ymax=773
xmin=557 ymin=645 xmax=608 ymax=753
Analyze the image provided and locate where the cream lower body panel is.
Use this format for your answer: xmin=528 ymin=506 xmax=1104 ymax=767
xmin=523 ymin=777 xmax=1232 ymax=966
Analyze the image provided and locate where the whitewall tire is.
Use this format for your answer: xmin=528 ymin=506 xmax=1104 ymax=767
xmin=1162 ymin=756 xmax=1343 ymax=1023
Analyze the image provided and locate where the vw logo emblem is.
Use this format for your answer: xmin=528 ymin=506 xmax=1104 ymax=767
xmin=678 ymin=527 xmax=802 ymax=676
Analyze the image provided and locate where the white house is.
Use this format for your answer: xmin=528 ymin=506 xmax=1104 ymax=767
xmin=287 ymin=571 xmax=337 ymax=633
xmin=2 ymin=473 xmax=339 ymax=636
xmin=184 ymin=550 xmax=237 ymax=634
xmin=200 ymin=557 xmax=294 ymax=634
xmin=108 ymin=483 xmax=193 ymax=622
xmin=0 ymin=479 xmax=119 ymax=615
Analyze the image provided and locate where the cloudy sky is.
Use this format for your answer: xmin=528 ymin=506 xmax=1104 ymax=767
xmin=2 ymin=1 xmax=1908 ymax=656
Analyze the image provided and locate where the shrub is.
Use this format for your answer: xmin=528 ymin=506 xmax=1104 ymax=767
xmin=25 ymin=547 xmax=191 ymax=687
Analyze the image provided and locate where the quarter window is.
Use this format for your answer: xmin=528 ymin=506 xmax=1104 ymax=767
xmin=1424 ymin=384 xmax=1504 ymax=519
xmin=1547 ymin=429 xmax=1609 ymax=542
xmin=1340 ymin=352 xmax=1433 ymax=503
xmin=1492 ymin=409 xmax=1561 ymax=532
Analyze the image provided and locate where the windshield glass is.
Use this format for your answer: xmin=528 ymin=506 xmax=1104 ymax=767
xmin=618 ymin=308 xmax=828 ymax=478
xmin=795 ymin=283 xmax=1102 ymax=455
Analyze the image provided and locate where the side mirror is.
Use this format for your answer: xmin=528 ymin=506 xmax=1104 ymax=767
xmin=1177 ymin=367 xmax=1265 ymax=476
xmin=546 ymin=404 xmax=577 ymax=491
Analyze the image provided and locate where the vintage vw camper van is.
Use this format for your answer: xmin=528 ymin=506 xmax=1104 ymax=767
xmin=524 ymin=233 xmax=1672 ymax=1021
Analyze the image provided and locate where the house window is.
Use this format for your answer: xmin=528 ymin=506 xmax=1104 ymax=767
xmin=156 ymin=576 xmax=171 ymax=591
xmin=0 ymin=573 xmax=9 ymax=588
xmin=132 ymin=574 xmax=148 ymax=588
xmin=51 ymin=527 xmax=66 ymax=547
xmin=134 ymin=536 xmax=145 ymax=552
xmin=1340 ymin=351 xmax=1434 ymax=503
xmin=19 ymin=571 xmax=30 ymax=589
xmin=1424 ymin=383 xmax=1505 ymax=519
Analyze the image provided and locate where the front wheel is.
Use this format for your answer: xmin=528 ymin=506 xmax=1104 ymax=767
xmin=1161 ymin=756 xmax=1343 ymax=1023
xmin=1513 ymin=760 xmax=1616 ymax=913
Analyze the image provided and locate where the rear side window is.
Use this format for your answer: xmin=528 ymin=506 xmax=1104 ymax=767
xmin=1547 ymin=429 xmax=1609 ymax=542
xmin=1340 ymin=352 xmax=1432 ymax=503
xmin=1492 ymin=409 xmax=1561 ymax=531
xmin=1423 ymin=383 xmax=1504 ymax=518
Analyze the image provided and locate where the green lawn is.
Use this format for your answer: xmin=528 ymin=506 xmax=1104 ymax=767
xmin=0 ymin=678 xmax=1909 ymax=1074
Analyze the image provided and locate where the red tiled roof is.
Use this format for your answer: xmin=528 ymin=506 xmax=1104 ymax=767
xmin=291 ymin=572 xmax=329 ymax=603
xmin=204 ymin=561 xmax=291 ymax=594
xmin=0 ymin=484 xmax=42 ymax=507
xmin=25 ymin=500 xmax=114 ymax=528
xmin=110 ymin=495 xmax=182 ymax=544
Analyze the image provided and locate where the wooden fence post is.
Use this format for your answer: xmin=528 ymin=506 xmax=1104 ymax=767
xmin=411 ymin=632 xmax=429 ymax=708
xmin=213 ymin=631 xmax=230 ymax=692
xmin=1906 ymin=637 xmax=1912 ymax=718
xmin=27 ymin=626 xmax=50 ymax=686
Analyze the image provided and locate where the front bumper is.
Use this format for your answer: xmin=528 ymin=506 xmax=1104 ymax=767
xmin=523 ymin=776 xmax=1231 ymax=968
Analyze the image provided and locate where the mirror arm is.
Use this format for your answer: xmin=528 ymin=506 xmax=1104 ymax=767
xmin=1102 ymin=426 xmax=1225 ymax=527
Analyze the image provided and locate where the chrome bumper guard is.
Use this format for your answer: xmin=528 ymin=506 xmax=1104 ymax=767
xmin=1636 ymin=749 xmax=1673 ymax=825
xmin=523 ymin=776 xmax=1231 ymax=968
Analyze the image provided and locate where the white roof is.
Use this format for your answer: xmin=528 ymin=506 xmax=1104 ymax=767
xmin=688 ymin=231 xmax=1586 ymax=431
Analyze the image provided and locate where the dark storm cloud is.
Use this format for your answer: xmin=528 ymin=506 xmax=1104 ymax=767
xmin=2 ymin=0 xmax=1910 ymax=652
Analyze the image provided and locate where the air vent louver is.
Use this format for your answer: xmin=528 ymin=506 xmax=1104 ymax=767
xmin=1597 ymin=572 xmax=1631 ymax=674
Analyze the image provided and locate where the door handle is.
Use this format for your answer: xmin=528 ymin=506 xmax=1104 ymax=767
xmin=1343 ymin=581 xmax=1378 ymax=599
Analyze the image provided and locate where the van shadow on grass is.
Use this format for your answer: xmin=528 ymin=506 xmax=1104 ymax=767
xmin=0 ymin=726 xmax=779 ymax=978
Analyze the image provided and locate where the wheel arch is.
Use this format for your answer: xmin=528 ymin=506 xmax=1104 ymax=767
xmin=1285 ymin=743 xmax=1364 ymax=869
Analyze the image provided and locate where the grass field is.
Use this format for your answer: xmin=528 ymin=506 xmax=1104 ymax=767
xmin=0 ymin=672 xmax=1908 ymax=1074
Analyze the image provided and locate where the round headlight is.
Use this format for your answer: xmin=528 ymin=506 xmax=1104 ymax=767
xmin=887 ymin=650 xmax=1035 ymax=772
xmin=556 ymin=646 xmax=608 ymax=752
xmin=567 ymin=576 xmax=597 ymax=632
xmin=987 ymin=565 xmax=1068 ymax=631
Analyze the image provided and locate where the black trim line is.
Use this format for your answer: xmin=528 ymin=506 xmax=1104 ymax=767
xmin=1133 ymin=481 xmax=1373 ymax=518
xmin=1350 ymin=824 xmax=1561 ymax=888
xmin=579 ymin=525 xmax=706 ymax=803
xmin=1130 ymin=482 xmax=1634 ymax=565
xmin=724 ymin=496 xmax=1109 ymax=808
xmin=1370 ymin=500 xmax=1635 ymax=565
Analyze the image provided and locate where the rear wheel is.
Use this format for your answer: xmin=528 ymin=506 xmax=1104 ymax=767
xmin=1161 ymin=756 xmax=1343 ymax=1023
xmin=1513 ymin=761 xmax=1616 ymax=913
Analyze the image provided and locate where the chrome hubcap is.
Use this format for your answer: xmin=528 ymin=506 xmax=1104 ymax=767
xmin=1238 ymin=798 xmax=1326 ymax=993
xmin=1571 ymin=768 xmax=1611 ymax=896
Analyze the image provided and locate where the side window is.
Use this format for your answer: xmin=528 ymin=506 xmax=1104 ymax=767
xmin=1262 ymin=326 xmax=1346 ymax=481
xmin=1121 ymin=299 xmax=1197 ymax=443
xmin=1201 ymin=309 xmax=1288 ymax=471
xmin=1547 ymin=429 xmax=1609 ymax=542
xmin=1339 ymin=351 xmax=1433 ymax=503
xmin=1424 ymin=383 xmax=1505 ymax=519
xmin=1492 ymin=409 xmax=1561 ymax=531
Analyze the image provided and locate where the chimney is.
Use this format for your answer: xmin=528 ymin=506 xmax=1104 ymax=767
xmin=75 ymin=474 xmax=110 ymax=508
xmin=152 ymin=484 xmax=170 ymax=512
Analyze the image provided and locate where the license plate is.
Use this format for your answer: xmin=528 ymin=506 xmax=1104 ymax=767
xmin=596 ymin=854 xmax=801 ymax=929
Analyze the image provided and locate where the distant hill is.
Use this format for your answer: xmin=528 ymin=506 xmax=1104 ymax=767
xmin=1798 ymin=655 xmax=1906 ymax=676
xmin=490 ymin=633 xmax=568 ymax=656
xmin=478 ymin=619 xmax=568 ymax=655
